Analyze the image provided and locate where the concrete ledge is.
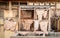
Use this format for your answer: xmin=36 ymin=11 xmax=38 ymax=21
xmin=10 ymin=36 xmax=60 ymax=38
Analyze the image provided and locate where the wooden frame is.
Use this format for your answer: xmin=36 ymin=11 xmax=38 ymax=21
xmin=18 ymin=5 xmax=51 ymax=37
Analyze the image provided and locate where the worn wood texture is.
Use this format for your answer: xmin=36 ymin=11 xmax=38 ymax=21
xmin=0 ymin=0 xmax=60 ymax=2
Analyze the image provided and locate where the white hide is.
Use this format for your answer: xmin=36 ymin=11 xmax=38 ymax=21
xmin=40 ymin=20 xmax=48 ymax=34
xmin=36 ymin=9 xmax=44 ymax=21
xmin=34 ymin=20 xmax=39 ymax=31
xmin=4 ymin=20 xmax=16 ymax=31
xmin=22 ymin=19 xmax=33 ymax=30
xmin=36 ymin=9 xmax=48 ymax=34
xmin=43 ymin=10 xmax=48 ymax=18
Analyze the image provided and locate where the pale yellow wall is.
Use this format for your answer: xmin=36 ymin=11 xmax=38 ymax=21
xmin=56 ymin=3 xmax=60 ymax=16
xmin=4 ymin=10 xmax=17 ymax=18
xmin=0 ymin=26 xmax=4 ymax=38
xmin=56 ymin=3 xmax=60 ymax=9
xmin=4 ymin=10 xmax=18 ymax=38
xmin=4 ymin=10 xmax=9 ymax=18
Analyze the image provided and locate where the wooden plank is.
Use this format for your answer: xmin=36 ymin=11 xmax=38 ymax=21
xmin=0 ymin=0 xmax=60 ymax=2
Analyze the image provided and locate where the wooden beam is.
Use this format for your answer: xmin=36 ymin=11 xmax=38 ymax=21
xmin=0 ymin=0 xmax=60 ymax=2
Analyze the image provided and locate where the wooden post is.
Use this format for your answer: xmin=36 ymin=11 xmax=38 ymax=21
xmin=9 ymin=1 xmax=12 ymax=17
xmin=48 ymin=8 xmax=51 ymax=32
xmin=18 ymin=1 xmax=21 ymax=31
